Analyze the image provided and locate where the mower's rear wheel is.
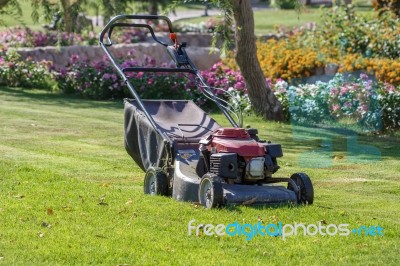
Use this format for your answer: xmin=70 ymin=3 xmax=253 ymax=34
xmin=198 ymin=174 xmax=224 ymax=209
xmin=144 ymin=167 xmax=168 ymax=196
xmin=288 ymin=172 xmax=314 ymax=205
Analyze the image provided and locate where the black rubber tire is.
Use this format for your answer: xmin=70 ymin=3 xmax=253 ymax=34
xmin=287 ymin=172 xmax=314 ymax=205
xmin=198 ymin=174 xmax=224 ymax=209
xmin=144 ymin=167 xmax=168 ymax=196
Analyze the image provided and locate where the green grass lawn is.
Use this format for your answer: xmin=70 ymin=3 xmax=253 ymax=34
xmin=175 ymin=8 xmax=325 ymax=35
xmin=176 ymin=6 xmax=376 ymax=35
xmin=0 ymin=87 xmax=399 ymax=265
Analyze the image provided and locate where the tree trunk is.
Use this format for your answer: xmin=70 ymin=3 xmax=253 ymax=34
xmin=149 ymin=0 xmax=158 ymax=15
xmin=231 ymin=0 xmax=283 ymax=121
xmin=61 ymin=0 xmax=74 ymax=32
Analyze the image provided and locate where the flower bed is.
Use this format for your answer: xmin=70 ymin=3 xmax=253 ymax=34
xmin=0 ymin=27 xmax=96 ymax=48
xmin=272 ymin=74 xmax=400 ymax=131
xmin=55 ymin=57 xmax=248 ymax=111
xmin=0 ymin=50 xmax=53 ymax=89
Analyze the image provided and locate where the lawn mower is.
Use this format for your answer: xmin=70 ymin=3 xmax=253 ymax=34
xmin=99 ymin=15 xmax=314 ymax=208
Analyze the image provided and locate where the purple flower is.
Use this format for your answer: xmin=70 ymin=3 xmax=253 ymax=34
xmin=102 ymin=73 xmax=112 ymax=80
xmin=360 ymin=73 xmax=369 ymax=81
xmin=343 ymin=102 xmax=352 ymax=108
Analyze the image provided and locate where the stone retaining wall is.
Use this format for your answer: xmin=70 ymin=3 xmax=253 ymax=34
xmin=14 ymin=42 xmax=221 ymax=70
xmin=12 ymin=32 xmax=284 ymax=70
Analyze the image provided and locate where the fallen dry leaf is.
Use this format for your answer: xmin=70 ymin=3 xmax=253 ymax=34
xmin=192 ymin=202 xmax=201 ymax=208
xmin=333 ymin=155 xmax=344 ymax=160
xmin=46 ymin=208 xmax=54 ymax=215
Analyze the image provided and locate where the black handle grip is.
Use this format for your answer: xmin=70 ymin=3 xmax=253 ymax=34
xmin=99 ymin=15 xmax=174 ymax=45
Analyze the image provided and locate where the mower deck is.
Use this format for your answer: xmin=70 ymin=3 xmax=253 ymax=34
xmin=173 ymin=148 xmax=298 ymax=205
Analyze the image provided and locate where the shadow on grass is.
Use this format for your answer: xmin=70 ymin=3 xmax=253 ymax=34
xmin=224 ymin=201 xmax=305 ymax=212
xmin=0 ymin=86 xmax=124 ymax=109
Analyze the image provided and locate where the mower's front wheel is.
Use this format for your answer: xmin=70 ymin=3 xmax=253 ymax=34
xmin=198 ymin=174 xmax=224 ymax=209
xmin=288 ymin=172 xmax=314 ymax=205
xmin=144 ymin=167 xmax=168 ymax=196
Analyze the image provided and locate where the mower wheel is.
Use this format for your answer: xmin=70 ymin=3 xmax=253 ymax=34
xmin=198 ymin=174 xmax=224 ymax=209
xmin=144 ymin=167 xmax=168 ymax=196
xmin=288 ymin=172 xmax=314 ymax=205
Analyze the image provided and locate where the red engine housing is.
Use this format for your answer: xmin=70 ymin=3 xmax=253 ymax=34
xmin=206 ymin=128 xmax=265 ymax=160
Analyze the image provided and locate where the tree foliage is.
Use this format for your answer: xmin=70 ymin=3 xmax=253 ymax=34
xmin=29 ymin=0 xmax=133 ymax=32
xmin=0 ymin=0 xmax=22 ymax=25
xmin=133 ymin=0 xmax=171 ymax=15
xmin=372 ymin=0 xmax=400 ymax=17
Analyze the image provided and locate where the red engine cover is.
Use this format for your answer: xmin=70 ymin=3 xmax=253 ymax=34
xmin=208 ymin=128 xmax=265 ymax=158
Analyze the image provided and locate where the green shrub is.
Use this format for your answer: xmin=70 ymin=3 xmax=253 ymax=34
xmin=378 ymin=83 xmax=400 ymax=130
xmin=275 ymin=0 xmax=297 ymax=9
xmin=0 ymin=50 xmax=54 ymax=89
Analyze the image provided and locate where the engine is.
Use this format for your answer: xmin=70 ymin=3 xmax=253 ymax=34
xmin=198 ymin=128 xmax=282 ymax=184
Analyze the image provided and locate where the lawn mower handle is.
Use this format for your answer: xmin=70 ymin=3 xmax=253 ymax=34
xmin=99 ymin=14 xmax=174 ymax=46
xmin=99 ymin=15 xmax=240 ymax=144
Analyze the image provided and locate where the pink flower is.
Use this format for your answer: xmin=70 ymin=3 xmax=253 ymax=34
xmin=340 ymin=86 xmax=349 ymax=95
xmin=384 ymin=83 xmax=395 ymax=94
xmin=234 ymin=81 xmax=244 ymax=90
xmin=332 ymin=104 xmax=340 ymax=111
xmin=359 ymin=104 xmax=368 ymax=112
xmin=70 ymin=54 xmax=79 ymax=64
xmin=265 ymin=78 xmax=273 ymax=88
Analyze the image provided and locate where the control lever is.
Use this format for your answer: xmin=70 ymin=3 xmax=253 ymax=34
xmin=167 ymin=42 xmax=189 ymax=67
